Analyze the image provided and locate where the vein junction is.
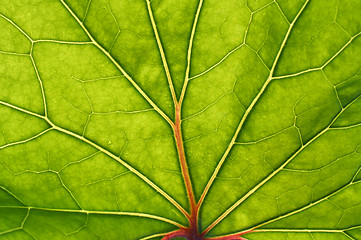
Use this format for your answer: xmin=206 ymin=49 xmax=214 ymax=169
xmin=1 ymin=0 xmax=361 ymax=239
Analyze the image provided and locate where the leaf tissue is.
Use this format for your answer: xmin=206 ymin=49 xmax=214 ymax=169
xmin=1 ymin=0 xmax=361 ymax=239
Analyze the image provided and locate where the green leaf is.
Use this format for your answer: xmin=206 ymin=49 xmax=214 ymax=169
xmin=1 ymin=0 xmax=361 ymax=239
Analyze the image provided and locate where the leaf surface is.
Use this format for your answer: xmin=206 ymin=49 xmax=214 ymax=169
xmin=1 ymin=0 xmax=361 ymax=239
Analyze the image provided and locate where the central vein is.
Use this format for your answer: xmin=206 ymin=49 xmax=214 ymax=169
xmin=174 ymin=103 xmax=197 ymax=221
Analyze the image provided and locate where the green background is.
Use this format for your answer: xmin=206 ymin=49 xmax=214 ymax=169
xmin=1 ymin=0 xmax=361 ymax=239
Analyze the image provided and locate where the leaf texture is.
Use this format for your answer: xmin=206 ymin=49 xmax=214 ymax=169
xmin=0 ymin=0 xmax=361 ymax=239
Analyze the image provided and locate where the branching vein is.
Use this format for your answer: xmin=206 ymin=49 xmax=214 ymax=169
xmin=199 ymin=1 xmax=311 ymax=233
xmin=0 ymin=100 xmax=188 ymax=218
xmin=59 ymin=0 xmax=174 ymax=127
xmin=0 ymin=206 xmax=184 ymax=229
xmin=146 ymin=0 xmax=177 ymax=106
xmin=203 ymin=88 xmax=361 ymax=234
xmin=179 ymin=0 xmax=204 ymax=105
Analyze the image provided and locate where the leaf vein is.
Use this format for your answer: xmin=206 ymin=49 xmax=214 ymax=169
xmin=59 ymin=0 xmax=174 ymax=127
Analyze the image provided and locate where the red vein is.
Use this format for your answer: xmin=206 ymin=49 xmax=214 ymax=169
xmin=174 ymin=104 xmax=196 ymax=222
xmin=160 ymin=226 xmax=253 ymax=239
xmin=170 ymin=0 xmax=204 ymax=232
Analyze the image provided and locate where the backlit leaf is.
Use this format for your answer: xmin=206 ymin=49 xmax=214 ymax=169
xmin=1 ymin=0 xmax=361 ymax=239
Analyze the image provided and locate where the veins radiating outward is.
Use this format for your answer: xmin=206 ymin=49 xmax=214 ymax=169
xmin=160 ymin=0 xmax=204 ymax=237
xmin=0 ymin=0 xmax=314 ymax=240
xmin=197 ymin=0 xmax=311 ymax=235
xmin=1 ymin=0 xmax=361 ymax=239
xmin=144 ymin=0 xmax=274 ymax=238
xmin=0 ymin=0 xmax=198 ymax=236
xmin=0 ymin=1 xmax=189 ymax=225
